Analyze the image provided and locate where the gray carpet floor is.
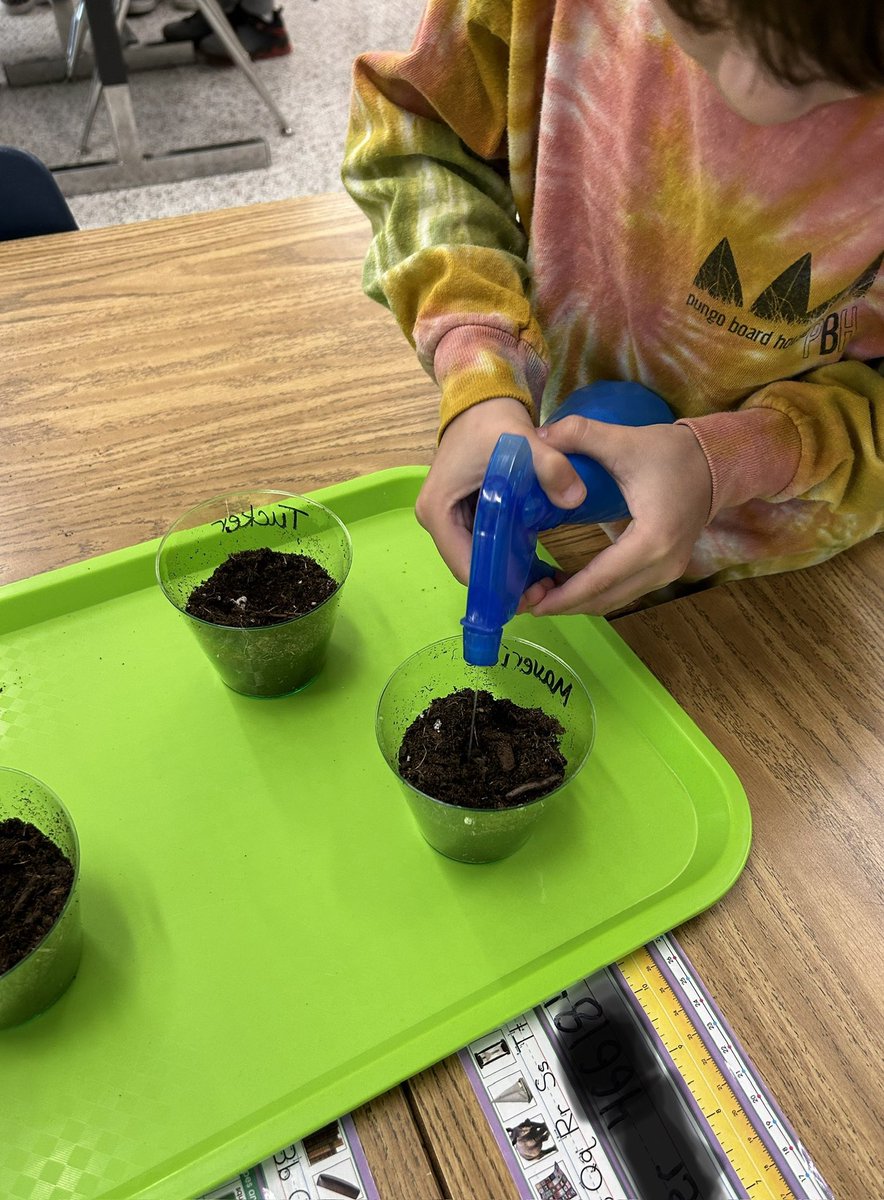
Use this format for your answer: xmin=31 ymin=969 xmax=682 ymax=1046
xmin=0 ymin=0 xmax=424 ymax=226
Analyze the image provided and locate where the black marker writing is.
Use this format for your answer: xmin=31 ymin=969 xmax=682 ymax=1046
xmin=212 ymin=503 xmax=307 ymax=535
xmin=500 ymin=649 xmax=573 ymax=707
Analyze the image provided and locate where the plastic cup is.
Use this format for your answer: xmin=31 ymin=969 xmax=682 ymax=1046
xmin=156 ymin=489 xmax=352 ymax=697
xmin=375 ymin=636 xmax=595 ymax=863
xmin=0 ymin=768 xmax=82 ymax=1029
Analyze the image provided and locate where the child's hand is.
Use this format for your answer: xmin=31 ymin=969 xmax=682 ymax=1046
xmin=527 ymin=417 xmax=713 ymax=615
xmin=415 ymin=397 xmax=587 ymax=586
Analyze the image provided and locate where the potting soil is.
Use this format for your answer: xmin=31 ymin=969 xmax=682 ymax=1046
xmin=186 ymin=547 xmax=336 ymax=627
xmin=0 ymin=818 xmax=74 ymax=975
xmin=398 ymin=688 xmax=566 ymax=809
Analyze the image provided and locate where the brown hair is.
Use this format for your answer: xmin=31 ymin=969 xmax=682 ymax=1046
xmin=665 ymin=0 xmax=884 ymax=91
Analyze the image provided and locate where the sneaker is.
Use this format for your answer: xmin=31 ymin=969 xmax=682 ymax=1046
xmin=2 ymin=0 xmax=37 ymax=14
xmin=163 ymin=7 xmax=218 ymax=42
xmin=127 ymin=0 xmax=158 ymax=13
xmin=197 ymin=6 xmax=291 ymax=63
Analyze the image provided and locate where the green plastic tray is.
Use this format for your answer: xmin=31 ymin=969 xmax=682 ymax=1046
xmin=0 ymin=468 xmax=751 ymax=1200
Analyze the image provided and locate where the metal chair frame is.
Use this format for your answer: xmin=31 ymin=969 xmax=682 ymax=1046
xmin=65 ymin=0 xmax=293 ymax=149
xmin=8 ymin=0 xmax=293 ymax=196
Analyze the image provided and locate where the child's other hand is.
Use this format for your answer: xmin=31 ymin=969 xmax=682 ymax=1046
xmin=415 ymin=397 xmax=587 ymax=586
xmin=528 ymin=418 xmax=713 ymax=615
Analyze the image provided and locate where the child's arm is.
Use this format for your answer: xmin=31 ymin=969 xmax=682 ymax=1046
xmin=535 ymin=358 xmax=884 ymax=615
xmin=342 ymin=0 xmax=584 ymax=580
xmin=680 ymin=359 xmax=884 ymax=522
xmin=341 ymin=0 xmax=546 ymax=436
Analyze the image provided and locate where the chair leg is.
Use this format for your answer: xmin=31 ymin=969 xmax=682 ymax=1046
xmin=79 ymin=75 xmax=104 ymax=153
xmin=79 ymin=0 xmax=131 ymax=153
xmin=65 ymin=0 xmax=89 ymax=79
xmin=192 ymin=0 xmax=293 ymax=135
xmin=101 ymin=82 xmax=145 ymax=164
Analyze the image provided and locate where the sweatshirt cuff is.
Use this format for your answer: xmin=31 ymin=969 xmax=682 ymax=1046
xmin=433 ymin=324 xmax=548 ymax=438
xmin=677 ymin=408 xmax=802 ymax=521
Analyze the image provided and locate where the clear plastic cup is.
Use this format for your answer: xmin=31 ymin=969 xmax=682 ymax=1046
xmin=376 ymin=636 xmax=595 ymax=863
xmin=0 ymin=768 xmax=82 ymax=1029
xmin=156 ymin=489 xmax=352 ymax=697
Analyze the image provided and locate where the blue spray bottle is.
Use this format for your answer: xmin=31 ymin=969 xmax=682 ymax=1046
xmin=461 ymin=380 xmax=674 ymax=665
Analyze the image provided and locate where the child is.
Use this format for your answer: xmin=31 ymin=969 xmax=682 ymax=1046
xmin=341 ymin=0 xmax=884 ymax=616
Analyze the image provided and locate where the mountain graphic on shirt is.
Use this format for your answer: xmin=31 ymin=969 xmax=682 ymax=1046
xmin=693 ymin=238 xmax=743 ymax=307
xmin=693 ymin=238 xmax=883 ymax=326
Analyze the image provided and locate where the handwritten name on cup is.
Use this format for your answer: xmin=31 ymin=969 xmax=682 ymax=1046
xmin=499 ymin=647 xmax=573 ymax=707
xmin=212 ymin=503 xmax=308 ymax=535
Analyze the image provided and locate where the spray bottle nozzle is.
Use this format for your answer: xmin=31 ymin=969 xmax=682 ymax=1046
xmin=461 ymin=381 xmax=675 ymax=665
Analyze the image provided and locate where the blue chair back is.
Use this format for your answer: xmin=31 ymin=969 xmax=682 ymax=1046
xmin=0 ymin=145 xmax=78 ymax=240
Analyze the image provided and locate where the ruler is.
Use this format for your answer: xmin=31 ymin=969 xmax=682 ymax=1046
xmin=462 ymin=932 xmax=832 ymax=1200
xmin=617 ymin=937 xmax=831 ymax=1200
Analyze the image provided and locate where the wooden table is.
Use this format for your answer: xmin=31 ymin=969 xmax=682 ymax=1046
xmin=1 ymin=193 xmax=881 ymax=1199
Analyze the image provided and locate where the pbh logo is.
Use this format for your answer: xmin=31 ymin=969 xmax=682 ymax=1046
xmin=803 ymin=307 xmax=857 ymax=357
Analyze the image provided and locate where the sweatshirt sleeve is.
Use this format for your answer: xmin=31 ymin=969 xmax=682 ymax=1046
xmin=678 ymin=358 xmax=884 ymax=523
xmin=341 ymin=0 xmax=549 ymax=435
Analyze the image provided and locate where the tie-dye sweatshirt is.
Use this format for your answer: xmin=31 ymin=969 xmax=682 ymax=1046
xmin=342 ymin=0 xmax=884 ymax=587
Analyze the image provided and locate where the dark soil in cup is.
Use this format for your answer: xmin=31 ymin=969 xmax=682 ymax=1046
xmin=182 ymin=547 xmax=342 ymax=696
xmin=185 ymin=547 xmax=337 ymax=628
xmin=0 ymin=818 xmax=74 ymax=975
xmin=398 ymin=688 xmax=566 ymax=810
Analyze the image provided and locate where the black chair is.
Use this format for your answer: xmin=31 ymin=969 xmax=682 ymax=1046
xmin=0 ymin=145 xmax=78 ymax=241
